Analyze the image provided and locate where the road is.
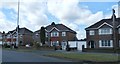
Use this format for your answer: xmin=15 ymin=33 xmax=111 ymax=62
xmin=2 ymin=50 xmax=72 ymax=62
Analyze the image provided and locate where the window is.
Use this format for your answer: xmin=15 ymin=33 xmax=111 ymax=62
xmin=99 ymin=40 xmax=113 ymax=47
xmin=0 ymin=35 xmax=2 ymax=39
xmin=51 ymin=41 xmax=59 ymax=46
xmin=118 ymin=28 xmax=120 ymax=34
xmin=20 ymin=34 xmax=22 ymax=38
xmin=99 ymin=28 xmax=112 ymax=35
xmin=46 ymin=33 xmax=48 ymax=37
xmin=119 ymin=40 xmax=120 ymax=47
xmin=51 ymin=32 xmax=59 ymax=37
xmin=62 ymin=32 xmax=66 ymax=36
xmin=89 ymin=30 xmax=95 ymax=35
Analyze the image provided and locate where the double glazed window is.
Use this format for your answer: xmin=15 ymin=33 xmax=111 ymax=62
xmin=51 ymin=32 xmax=59 ymax=37
xmin=99 ymin=28 xmax=112 ymax=35
xmin=0 ymin=35 xmax=2 ymax=39
xmin=118 ymin=28 xmax=120 ymax=34
xmin=99 ymin=40 xmax=113 ymax=47
xmin=62 ymin=32 xmax=66 ymax=36
xmin=51 ymin=41 xmax=59 ymax=46
xmin=89 ymin=30 xmax=95 ymax=35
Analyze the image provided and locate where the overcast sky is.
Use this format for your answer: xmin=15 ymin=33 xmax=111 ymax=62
xmin=0 ymin=0 xmax=119 ymax=39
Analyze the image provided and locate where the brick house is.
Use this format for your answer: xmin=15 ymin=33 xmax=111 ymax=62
xmin=85 ymin=10 xmax=120 ymax=49
xmin=0 ymin=32 xmax=2 ymax=45
xmin=4 ymin=27 xmax=33 ymax=46
xmin=33 ymin=30 xmax=41 ymax=44
xmin=45 ymin=22 xmax=78 ymax=49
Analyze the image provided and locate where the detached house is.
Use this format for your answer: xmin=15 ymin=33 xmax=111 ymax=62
xmin=4 ymin=27 xmax=33 ymax=46
xmin=33 ymin=30 xmax=41 ymax=44
xmin=45 ymin=22 xmax=78 ymax=48
xmin=85 ymin=10 xmax=120 ymax=49
xmin=0 ymin=32 xmax=2 ymax=44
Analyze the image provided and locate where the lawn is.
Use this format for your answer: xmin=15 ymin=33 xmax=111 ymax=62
xmin=46 ymin=53 xmax=119 ymax=62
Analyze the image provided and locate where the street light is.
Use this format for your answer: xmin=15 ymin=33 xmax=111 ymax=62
xmin=16 ymin=0 xmax=20 ymax=47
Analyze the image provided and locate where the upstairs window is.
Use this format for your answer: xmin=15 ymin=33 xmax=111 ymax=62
xmin=51 ymin=32 xmax=59 ymax=37
xmin=99 ymin=28 xmax=112 ymax=35
xmin=0 ymin=35 xmax=2 ymax=39
xmin=46 ymin=33 xmax=48 ymax=37
xmin=118 ymin=28 xmax=120 ymax=34
xmin=62 ymin=32 xmax=66 ymax=36
xmin=89 ymin=30 xmax=95 ymax=35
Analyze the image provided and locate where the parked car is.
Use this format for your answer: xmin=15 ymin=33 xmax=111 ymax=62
xmin=25 ymin=44 xmax=31 ymax=48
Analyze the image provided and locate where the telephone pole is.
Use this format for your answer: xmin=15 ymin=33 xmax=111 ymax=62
xmin=112 ymin=9 xmax=117 ymax=52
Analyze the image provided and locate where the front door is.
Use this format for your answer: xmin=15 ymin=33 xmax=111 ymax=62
xmin=89 ymin=41 xmax=95 ymax=48
xmin=61 ymin=41 xmax=67 ymax=50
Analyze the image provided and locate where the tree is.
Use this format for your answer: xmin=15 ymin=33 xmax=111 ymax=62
xmin=40 ymin=26 xmax=45 ymax=45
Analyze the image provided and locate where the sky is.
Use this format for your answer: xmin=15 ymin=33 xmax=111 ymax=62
xmin=0 ymin=0 xmax=119 ymax=39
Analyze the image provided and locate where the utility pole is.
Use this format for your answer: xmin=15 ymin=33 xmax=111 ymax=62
xmin=16 ymin=0 xmax=20 ymax=47
xmin=112 ymin=9 xmax=117 ymax=52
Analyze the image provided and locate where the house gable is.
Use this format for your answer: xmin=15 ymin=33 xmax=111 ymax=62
xmin=49 ymin=27 xmax=60 ymax=32
xmin=97 ymin=22 xmax=113 ymax=29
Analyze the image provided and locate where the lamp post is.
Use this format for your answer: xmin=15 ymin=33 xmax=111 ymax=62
xmin=16 ymin=0 xmax=20 ymax=47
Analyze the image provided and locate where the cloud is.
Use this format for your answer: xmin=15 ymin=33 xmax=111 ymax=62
xmin=47 ymin=0 xmax=105 ymax=39
xmin=0 ymin=0 xmax=118 ymax=39
xmin=0 ymin=0 xmax=49 ymax=32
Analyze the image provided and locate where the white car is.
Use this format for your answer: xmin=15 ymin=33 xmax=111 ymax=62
xmin=25 ymin=44 xmax=31 ymax=48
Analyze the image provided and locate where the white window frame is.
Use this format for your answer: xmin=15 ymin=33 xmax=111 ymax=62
xmin=99 ymin=28 xmax=112 ymax=35
xmin=62 ymin=32 xmax=66 ymax=36
xmin=89 ymin=30 xmax=95 ymax=35
xmin=46 ymin=33 xmax=48 ymax=37
xmin=119 ymin=40 xmax=120 ymax=47
xmin=99 ymin=40 xmax=113 ymax=47
xmin=51 ymin=32 xmax=59 ymax=37
xmin=0 ymin=35 xmax=2 ymax=39
xmin=118 ymin=28 xmax=120 ymax=34
xmin=51 ymin=41 xmax=59 ymax=46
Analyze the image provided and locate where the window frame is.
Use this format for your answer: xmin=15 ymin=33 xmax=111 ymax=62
xmin=89 ymin=30 xmax=95 ymax=35
xmin=62 ymin=32 xmax=66 ymax=36
xmin=51 ymin=32 xmax=59 ymax=37
xmin=99 ymin=28 xmax=112 ymax=35
xmin=99 ymin=40 xmax=113 ymax=47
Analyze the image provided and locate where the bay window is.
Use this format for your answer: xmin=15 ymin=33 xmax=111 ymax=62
xmin=99 ymin=40 xmax=113 ymax=47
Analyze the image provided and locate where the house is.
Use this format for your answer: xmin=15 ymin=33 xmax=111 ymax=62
xmin=85 ymin=10 xmax=120 ymax=49
xmin=0 ymin=32 xmax=2 ymax=45
xmin=45 ymin=22 xmax=78 ymax=49
xmin=33 ymin=30 xmax=41 ymax=44
xmin=4 ymin=27 xmax=33 ymax=46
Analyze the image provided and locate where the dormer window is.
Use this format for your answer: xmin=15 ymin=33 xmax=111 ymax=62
xmin=89 ymin=30 xmax=95 ymax=35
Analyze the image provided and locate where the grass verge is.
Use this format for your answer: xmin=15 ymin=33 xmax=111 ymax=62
xmin=45 ymin=53 xmax=119 ymax=62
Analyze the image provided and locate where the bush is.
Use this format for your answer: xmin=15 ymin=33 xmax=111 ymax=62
xmin=3 ymin=43 xmax=10 ymax=48
xmin=33 ymin=42 xmax=40 ymax=49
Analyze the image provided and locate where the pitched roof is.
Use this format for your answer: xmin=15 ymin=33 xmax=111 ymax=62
xmin=7 ymin=27 xmax=33 ymax=35
xmin=85 ymin=17 xmax=120 ymax=30
xmin=45 ymin=24 xmax=77 ymax=34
